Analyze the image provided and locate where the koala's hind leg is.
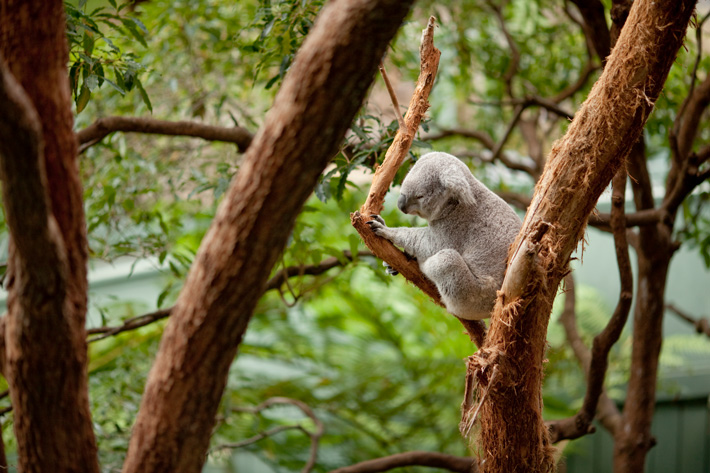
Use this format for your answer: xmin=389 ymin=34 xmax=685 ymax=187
xmin=420 ymin=249 xmax=498 ymax=320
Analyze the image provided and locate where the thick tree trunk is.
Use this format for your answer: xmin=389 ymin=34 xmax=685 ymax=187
xmin=121 ymin=1 xmax=414 ymax=472
xmin=468 ymin=3 xmax=694 ymax=472
xmin=0 ymin=1 xmax=98 ymax=472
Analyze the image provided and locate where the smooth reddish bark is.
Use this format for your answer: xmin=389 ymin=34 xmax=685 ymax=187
xmin=0 ymin=1 xmax=98 ymax=472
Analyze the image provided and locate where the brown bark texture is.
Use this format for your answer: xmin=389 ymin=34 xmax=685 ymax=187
xmin=76 ymin=115 xmax=254 ymax=153
xmin=468 ymin=2 xmax=695 ymax=472
xmin=121 ymin=1 xmax=414 ymax=472
xmin=0 ymin=1 xmax=99 ymax=472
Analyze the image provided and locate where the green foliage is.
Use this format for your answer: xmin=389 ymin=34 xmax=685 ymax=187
xmin=65 ymin=0 xmax=151 ymax=112
xmin=243 ymin=0 xmax=325 ymax=89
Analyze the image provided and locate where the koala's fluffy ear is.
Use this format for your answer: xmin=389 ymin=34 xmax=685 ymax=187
xmin=440 ymin=171 xmax=476 ymax=206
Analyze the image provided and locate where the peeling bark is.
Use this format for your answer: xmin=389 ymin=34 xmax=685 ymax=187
xmin=468 ymin=3 xmax=695 ymax=472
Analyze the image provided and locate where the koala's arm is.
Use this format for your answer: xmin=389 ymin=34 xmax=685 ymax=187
xmin=366 ymin=215 xmax=429 ymax=258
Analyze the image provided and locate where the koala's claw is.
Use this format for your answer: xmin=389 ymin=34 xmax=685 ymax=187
xmin=366 ymin=214 xmax=387 ymax=234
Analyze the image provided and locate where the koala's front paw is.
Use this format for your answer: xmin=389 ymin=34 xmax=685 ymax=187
xmin=366 ymin=214 xmax=387 ymax=235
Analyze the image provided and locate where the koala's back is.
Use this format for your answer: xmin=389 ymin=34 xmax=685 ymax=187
xmin=422 ymin=154 xmax=522 ymax=283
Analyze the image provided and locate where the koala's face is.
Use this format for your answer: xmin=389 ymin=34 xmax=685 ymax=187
xmin=398 ymin=161 xmax=447 ymax=220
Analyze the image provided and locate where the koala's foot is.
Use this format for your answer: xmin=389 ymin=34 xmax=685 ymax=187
xmin=383 ymin=260 xmax=399 ymax=276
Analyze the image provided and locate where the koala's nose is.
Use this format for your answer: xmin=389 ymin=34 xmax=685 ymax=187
xmin=397 ymin=194 xmax=408 ymax=213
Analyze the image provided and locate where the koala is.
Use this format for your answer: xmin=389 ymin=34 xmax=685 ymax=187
xmin=367 ymin=152 xmax=522 ymax=320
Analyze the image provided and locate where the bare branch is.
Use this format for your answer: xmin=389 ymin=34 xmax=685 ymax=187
xmin=87 ymin=308 xmax=172 ymax=343
xmin=221 ymin=397 xmax=324 ymax=473
xmin=588 ymin=207 xmax=665 ymax=230
xmin=327 ymin=451 xmax=476 ymax=473
xmin=357 ymin=17 xmax=440 ymax=217
xmin=379 ymin=62 xmax=406 ymax=130
xmin=666 ymin=303 xmax=710 ymax=338
xmin=489 ymin=2 xmax=520 ymax=97
xmin=352 ymin=19 xmax=443 ymax=305
xmin=76 ymin=116 xmax=254 ymax=154
xmin=551 ymin=168 xmax=633 ymax=443
xmin=551 ymin=274 xmax=622 ymax=443
xmin=87 ymin=250 xmax=372 ymax=342
xmin=211 ymin=424 xmax=306 ymax=450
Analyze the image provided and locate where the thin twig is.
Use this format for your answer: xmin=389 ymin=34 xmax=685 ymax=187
xmin=379 ymin=62 xmax=406 ymax=130
xmin=211 ymin=424 xmax=305 ymax=450
xmin=666 ymin=303 xmax=710 ymax=337
xmin=86 ymin=250 xmax=372 ymax=343
xmin=221 ymin=397 xmax=324 ymax=473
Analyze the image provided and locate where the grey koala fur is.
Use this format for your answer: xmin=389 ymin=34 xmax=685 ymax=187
xmin=367 ymin=152 xmax=522 ymax=320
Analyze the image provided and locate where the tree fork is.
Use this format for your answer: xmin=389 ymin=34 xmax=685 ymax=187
xmin=122 ymin=1 xmax=415 ymax=472
xmin=467 ymin=3 xmax=695 ymax=472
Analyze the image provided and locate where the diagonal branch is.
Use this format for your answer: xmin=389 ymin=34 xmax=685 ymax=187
xmin=76 ymin=116 xmax=254 ymax=153
xmin=214 ymin=397 xmax=325 ymax=473
xmin=666 ymin=303 xmax=710 ymax=338
xmin=350 ymin=18 xmax=487 ymax=347
xmin=86 ymin=250 xmax=372 ymax=342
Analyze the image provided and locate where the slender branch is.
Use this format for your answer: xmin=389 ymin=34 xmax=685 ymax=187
xmin=221 ymin=397 xmax=324 ymax=473
xmin=87 ymin=308 xmax=172 ymax=343
xmin=86 ymin=250 xmax=372 ymax=342
xmin=550 ymin=168 xmax=632 ymax=443
xmin=666 ymin=303 xmax=710 ymax=338
xmin=553 ymin=274 xmax=622 ymax=442
xmin=350 ymin=18 xmax=488 ymax=346
xmin=379 ymin=62 xmax=406 ymax=130
xmin=211 ymin=424 xmax=306 ymax=450
xmin=489 ymin=1 xmax=520 ymax=97
xmin=588 ymin=207 xmax=665 ymax=229
xmin=76 ymin=116 xmax=254 ymax=154
xmin=327 ymin=451 xmax=476 ymax=473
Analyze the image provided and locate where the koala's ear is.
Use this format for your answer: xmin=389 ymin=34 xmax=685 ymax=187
xmin=441 ymin=172 xmax=476 ymax=206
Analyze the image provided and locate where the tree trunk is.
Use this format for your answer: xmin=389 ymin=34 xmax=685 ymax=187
xmin=121 ymin=1 xmax=414 ymax=472
xmin=0 ymin=1 xmax=98 ymax=472
xmin=469 ymin=3 xmax=694 ymax=472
